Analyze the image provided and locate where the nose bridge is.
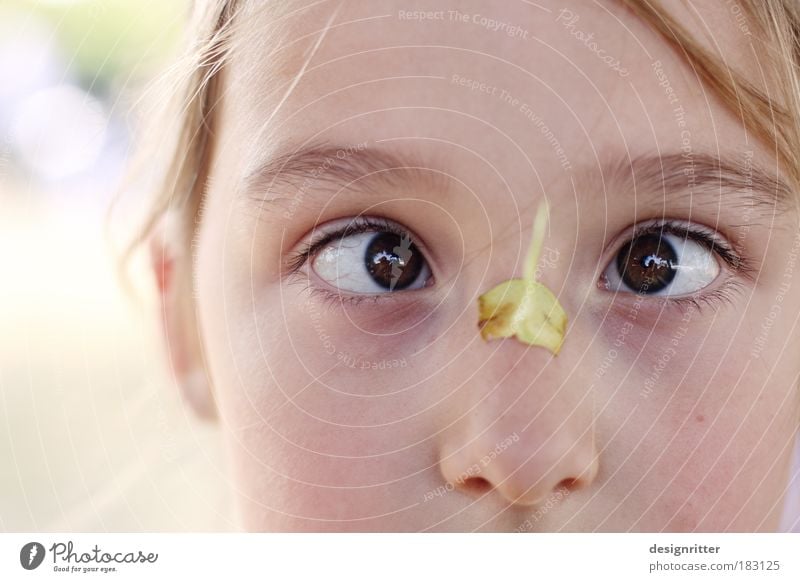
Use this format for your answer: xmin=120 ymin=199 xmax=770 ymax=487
xmin=439 ymin=343 xmax=598 ymax=506
xmin=483 ymin=196 xmax=566 ymax=280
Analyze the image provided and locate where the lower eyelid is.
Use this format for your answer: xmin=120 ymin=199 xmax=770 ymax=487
xmin=663 ymin=278 xmax=747 ymax=314
xmin=603 ymin=272 xmax=747 ymax=317
xmin=293 ymin=276 xmax=435 ymax=318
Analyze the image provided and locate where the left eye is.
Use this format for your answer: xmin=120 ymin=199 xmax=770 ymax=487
xmin=311 ymin=230 xmax=432 ymax=294
xmin=603 ymin=230 xmax=720 ymax=296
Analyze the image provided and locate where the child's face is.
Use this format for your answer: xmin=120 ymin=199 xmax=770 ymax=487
xmin=185 ymin=0 xmax=800 ymax=530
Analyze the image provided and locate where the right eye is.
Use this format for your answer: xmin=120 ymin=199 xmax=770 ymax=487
xmin=601 ymin=222 xmax=724 ymax=297
xmin=309 ymin=222 xmax=433 ymax=294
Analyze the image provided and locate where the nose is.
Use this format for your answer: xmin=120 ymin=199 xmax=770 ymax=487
xmin=438 ymin=345 xmax=599 ymax=507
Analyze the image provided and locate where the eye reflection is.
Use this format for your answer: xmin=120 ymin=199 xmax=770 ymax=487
xmin=604 ymin=228 xmax=721 ymax=296
xmin=616 ymin=233 xmax=678 ymax=293
xmin=311 ymin=228 xmax=432 ymax=294
xmin=365 ymin=232 xmax=425 ymax=291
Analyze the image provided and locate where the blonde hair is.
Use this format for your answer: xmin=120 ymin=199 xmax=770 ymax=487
xmin=120 ymin=0 xmax=800 ymax=268
xmin=117 ymin=0 xmax=239 ymax=268
xmin=623 ymin=0 xmax=800 ymax=198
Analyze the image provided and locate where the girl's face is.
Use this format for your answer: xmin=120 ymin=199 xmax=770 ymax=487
xmin=179 ymin=0 xmax=800 ymax=530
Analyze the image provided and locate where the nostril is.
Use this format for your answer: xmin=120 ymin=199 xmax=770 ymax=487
xmin=556 ymin=478 xmax=577 ymax=492
xmin=461 ymin=476 xmax=493 ymax=496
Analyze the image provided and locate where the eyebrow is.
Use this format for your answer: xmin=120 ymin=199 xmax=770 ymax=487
xmin=592 ymin=150 xmax=794 ymax=216
xmin=241 ymin=143 xmax=794 ymax=221
xmin=242 ymin=143 xmax=447 ymax=212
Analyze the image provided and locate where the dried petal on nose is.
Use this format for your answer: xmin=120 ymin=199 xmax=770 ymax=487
xmin=477 ymin=200 xmax=568 ymax=355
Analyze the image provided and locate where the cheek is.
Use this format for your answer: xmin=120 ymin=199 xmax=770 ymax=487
xmin=638 ymin=403 xmax=794 ymax=531
xmin=591 ymin=300 xmax=798 ymax=530
xmin=278 ymin=295 xmax=429 ymax=379
xmin=197 ymin=265 xmax=449 ymax=527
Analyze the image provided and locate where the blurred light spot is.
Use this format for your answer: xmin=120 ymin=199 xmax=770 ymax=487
xmin=0 ymin=10 xmax=61 ymax=102
xmin=12 ymin=84 xmax=107 ymax=180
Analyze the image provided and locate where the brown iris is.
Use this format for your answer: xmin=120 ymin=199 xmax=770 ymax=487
xmin=616 ymin=233 xmax=677 ymax=293
xmin=365 ymin=232 xmax=424 ymax=290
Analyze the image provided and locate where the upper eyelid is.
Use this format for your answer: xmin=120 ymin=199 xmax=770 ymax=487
xmin=285 ymin=216 xmax=431 ymax=275
xmin=634 ymin=222 xmax=730 ymax=256
xmin=289 ymin=217 xmax=756 ymax=286
xmin=607 ymin=219 xmax=729 ymax=255
xmin=309 ymin=216 xmax=397 ymax=243
xmin=606 ymin=219 xmax=756 ymax=281
xmin=304 ymin=217 xmax=406 ymax=258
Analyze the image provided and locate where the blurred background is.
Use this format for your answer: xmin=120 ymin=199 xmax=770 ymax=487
xmin=0 ymin=0 xmax=235 ymax=531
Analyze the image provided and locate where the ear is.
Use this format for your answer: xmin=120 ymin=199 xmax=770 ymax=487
xmin=149 ymin=216 xmax=217 ymax=420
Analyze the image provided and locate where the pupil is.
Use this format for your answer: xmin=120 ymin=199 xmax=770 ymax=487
xmin=364 ymin=232 xmax=423 ymax=290
xmin=616 ymin=233 xmax=677 ymax=294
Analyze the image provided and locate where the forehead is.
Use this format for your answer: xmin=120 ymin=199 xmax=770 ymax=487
xmin=218 ymin=0 xmax=766 ymax=184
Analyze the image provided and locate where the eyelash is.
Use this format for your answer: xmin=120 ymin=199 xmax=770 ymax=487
xmin=286 ymin=216 xmax=756 ymax=313
xmin=285 ymin=216 xmax=423 ymax=306
xmin=286 ymin=216 xmax=409 ymax=274
xmin=609 ymin=219 xmax=756 ymax=314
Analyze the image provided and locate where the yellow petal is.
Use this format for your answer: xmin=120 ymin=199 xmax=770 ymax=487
xmin=478 ymin=279 xmax=567 ymax=355
xmin=477 ymin=199 xmax=568 ymax=355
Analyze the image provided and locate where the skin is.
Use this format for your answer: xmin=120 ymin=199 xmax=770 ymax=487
xmin=156 ymin=0 xmax=800 ymax=531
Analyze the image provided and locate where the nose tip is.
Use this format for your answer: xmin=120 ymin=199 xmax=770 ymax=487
xmin=490 ymin=445 xmax=598 ymax=506
xmin=440 ymin=427 xmax=598 ymax=507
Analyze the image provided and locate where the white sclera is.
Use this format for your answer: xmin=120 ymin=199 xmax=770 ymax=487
xmin=311 ymin=232 xmax=431 ymax=294
xmin=604 ymin=232 xmax=720 ymax=296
